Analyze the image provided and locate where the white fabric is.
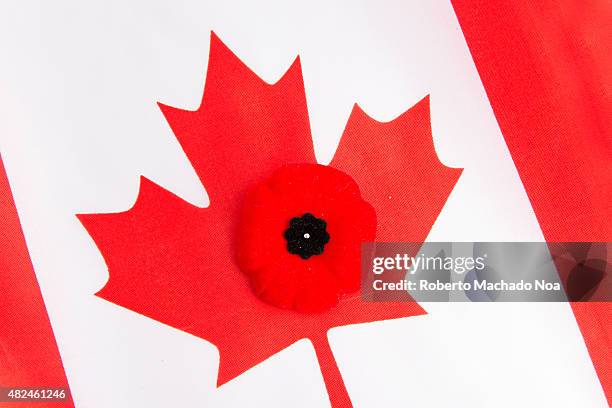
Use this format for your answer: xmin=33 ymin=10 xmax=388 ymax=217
xmin=0 ymin=0 xmax=606 ymax=406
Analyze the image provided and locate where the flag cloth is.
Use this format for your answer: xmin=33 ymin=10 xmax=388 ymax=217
xmin=452 ymin=1 xmax=611 ymax=403
xmin=0 ymin=157 xmax=72 ymax=407
xmin=0 ymin=1 xmax=609 ymax=407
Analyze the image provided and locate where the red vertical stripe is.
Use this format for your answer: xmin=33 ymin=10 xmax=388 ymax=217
xmin=451 ymin=0 xmax=611 ymax=403
xmin=0 ymin=156 xmax=72 ymax=407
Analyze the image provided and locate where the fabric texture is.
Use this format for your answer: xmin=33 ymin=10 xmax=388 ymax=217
xmin=0 ymin=156 xmax=73 ymax=407
xmin=77 ymin=32 xmax=461 ymax=407
xmin=238 ymin=163 xmax=376 ymax=312
xmin=452 ymin=0 xmax=611 ymax=403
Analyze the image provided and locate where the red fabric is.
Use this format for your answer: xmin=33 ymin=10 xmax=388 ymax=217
xmin=452 ymin=0 xmax=611 ymax=403
xmin=78 ymin=32 xmax=461 ymax=407
xmin=331 ymin=97 xmax=463 ymax=242
xmin=0 ymin=156 xmax=72 ymax=407
xmin=238 ymin=164 xmax=376 ymax=313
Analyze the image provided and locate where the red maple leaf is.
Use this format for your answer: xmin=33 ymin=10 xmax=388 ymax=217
xmin=78 ymin=32 xmax=462 ymax=407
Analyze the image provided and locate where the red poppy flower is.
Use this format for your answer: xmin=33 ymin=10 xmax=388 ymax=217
xmin=238 ymin=163 xmax=376 ymax=313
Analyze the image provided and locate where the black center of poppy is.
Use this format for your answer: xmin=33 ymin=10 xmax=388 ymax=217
xmin=284 ymin=213 xmax=330 ymax=259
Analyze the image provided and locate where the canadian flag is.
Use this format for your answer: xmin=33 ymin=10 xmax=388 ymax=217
xmin=0 ymin=1 xmax=609 ymax=407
